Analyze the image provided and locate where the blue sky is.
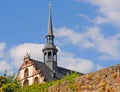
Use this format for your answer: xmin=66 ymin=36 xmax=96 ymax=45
xmin=0 ymin=0 xmax=120 ymax=75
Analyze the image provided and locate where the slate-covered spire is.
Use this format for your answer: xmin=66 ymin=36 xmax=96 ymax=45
xmin=42 ymin=2 xmax=58 ymax=72
xmin=46 ymin=2 xmax=54 ymax=38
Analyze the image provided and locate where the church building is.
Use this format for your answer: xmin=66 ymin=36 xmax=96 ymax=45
xmin=17 ymin=3 xmax=81 ymax=86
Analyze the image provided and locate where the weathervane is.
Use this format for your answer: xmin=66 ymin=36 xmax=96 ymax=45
xmin=49 ymin=2 xmax=52 ymax=12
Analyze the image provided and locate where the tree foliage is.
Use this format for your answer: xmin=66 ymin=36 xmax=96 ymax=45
xmin=0 ymin=76 xmax=7 ymax=87
xmin=0 ymin=71 xmax=20 ymax=92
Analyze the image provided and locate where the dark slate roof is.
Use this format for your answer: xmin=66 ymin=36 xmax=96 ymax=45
xmin=57 ymin=66 xmax=84 ymax=75
xmin=30 ymin=59 xmax=56 ymax=81
xmin=30 ymin=59 xmax=83 ymax=82
xmin=47 ymin=9 xmax=54 ymax=37
xmin=43 ymin=43 xmax=57 ymax=50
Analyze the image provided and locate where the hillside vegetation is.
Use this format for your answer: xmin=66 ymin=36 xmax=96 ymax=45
xmin=0 ymin=73 xmax=80 ymax=92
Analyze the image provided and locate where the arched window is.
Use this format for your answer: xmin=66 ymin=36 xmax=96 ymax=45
xmin=48 ymin=52 xmax=52 ymax=61
xmin=34 ymin=77 xmax=39 ymax=84
xmin=24 ymin=68 xmax=29 ymax=78
xmin=44 ymin=52 xmax=47 ymax=61
xmin=23 ymin=79 xmax=29 ymax=86
xmin=53 ymin=52 xmax=57 ymax=62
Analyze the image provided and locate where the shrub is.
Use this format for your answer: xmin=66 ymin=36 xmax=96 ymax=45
xmin=112 ymin=72 xmax=117 ymax=78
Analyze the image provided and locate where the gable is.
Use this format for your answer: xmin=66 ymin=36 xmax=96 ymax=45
xmin=17 ymin=59 xmax=45 ymax=86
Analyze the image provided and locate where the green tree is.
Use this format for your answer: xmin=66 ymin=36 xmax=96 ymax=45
xmin=0 ymin=76 xmax=7 ymax=87
xmin=0 ymin=71 xmax=20 ymax=92
xmin=2 ymin=83 xmax=19 ymax=92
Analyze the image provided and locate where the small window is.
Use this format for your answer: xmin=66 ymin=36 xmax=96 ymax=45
xmin=48 ymin=52 xmax=51 ymax=56
xmin=25 ymin=61 xmax=28 ymax=65
xmin=23 ymin=79 xmax=29 ymax=86
xmin=24 ymin=68 xmax=29 ymax=78
xmin=34 ymin=77 xmax=39 ymax=84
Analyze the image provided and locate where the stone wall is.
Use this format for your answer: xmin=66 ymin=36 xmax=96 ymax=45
xmin=48 ymin=64 xmax=120 ymax=92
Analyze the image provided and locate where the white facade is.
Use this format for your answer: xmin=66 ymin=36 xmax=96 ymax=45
xmin=17 ymin=54 xmax=44 ymax=86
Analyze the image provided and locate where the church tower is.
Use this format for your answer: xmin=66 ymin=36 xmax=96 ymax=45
xmin=17 ymin=3 xmax=83 ymax=86
xmin=42 ymin=3 xmax=58 ymax=72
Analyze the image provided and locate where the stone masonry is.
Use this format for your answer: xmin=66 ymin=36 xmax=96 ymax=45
xmin=48 ymin=64 xmax=120 ymax=92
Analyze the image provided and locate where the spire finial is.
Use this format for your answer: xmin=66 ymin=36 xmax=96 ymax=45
xmin=49 ymin=2 xmax=52 ymax=12
xmin=24 ymin=52 xmax=30 ymax=60
xmin=47 ymin=1 xmax=54 ymax=37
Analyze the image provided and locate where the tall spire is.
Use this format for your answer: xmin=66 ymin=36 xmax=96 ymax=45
xmin=42 ymin=2 xmax=58 ymax=72
xmin=47 ymin=2 xmax=54 ymax=37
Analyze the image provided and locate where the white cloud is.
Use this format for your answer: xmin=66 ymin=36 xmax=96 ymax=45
xmin=0 ymin=61 xmax=11 ymax=73
xmin=9 ymin=43 xmax=44 ymax=68
xmin=78 ymin=13 xmax=92 ymax=23
xmin=55 ymin=27 xmax=120 ymax=60
xmin=0 ymin=42 xmax=102 ymax=74
xmin=6 ymin=42 xmax=96 ymax=74
xmin=0 ymin=43 xmax=45 ymax=74
xmin=58 ymin=51 xmax=95 ymax=73
xmin=55 ymin=27 xmax=85 ymax=46
xmin=86 ymin=27 xmax=120 ymax=60
xmin=77 ymin=0 xmax=120 ymax=26
xmin=93 ymin=16 xmax=108 ymax=25
xmin=0 ymin=42 xmax=11 ymax=74
xmin=92 ymin=0 xmax=120 ymax=26
xmin=0 ymin=42 xmax=6 ymax=58
xmin=75 ymin=0 xmax=120 ymax=60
